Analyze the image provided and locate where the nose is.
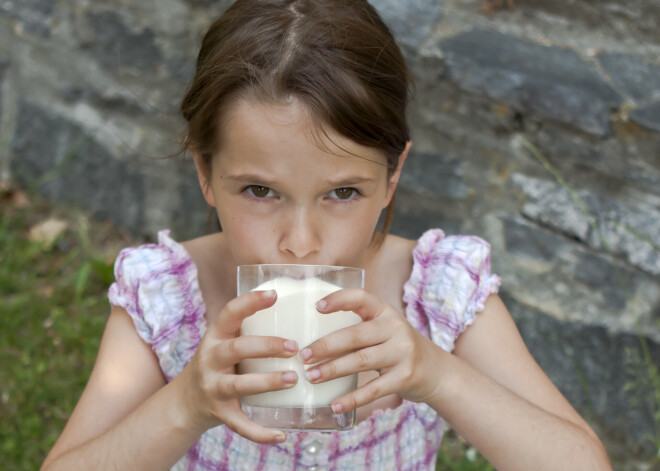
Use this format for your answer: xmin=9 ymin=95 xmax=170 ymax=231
xmin=279 ymin=206 xmax=320 ymax=260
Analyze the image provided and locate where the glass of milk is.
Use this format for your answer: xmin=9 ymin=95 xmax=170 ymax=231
xmin=237 ymin=264 xmax=364 ymax=431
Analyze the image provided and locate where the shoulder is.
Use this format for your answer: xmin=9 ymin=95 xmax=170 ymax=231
xmin=108 ymin=230 xmax=204 ymax=355
xmin=368 ymin=234 xmax=417 ymax=307
xmin=412 ymin=229 xmax=493 ymax=265
xmin=382 ymin=232 xmax=418 ymax=267
xmin=179 ymin=232 xmax=225 ymax=281
xmin=403 ymin=229 xmax=502 ymax=351
xmin=111 ymin=230 xmax=195 ymax=286
xmin=409 ymin=229 xmax=498 ymax=294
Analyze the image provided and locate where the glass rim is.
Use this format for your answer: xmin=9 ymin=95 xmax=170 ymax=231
xmin=237 ymin=263 xmax=364 ymax=272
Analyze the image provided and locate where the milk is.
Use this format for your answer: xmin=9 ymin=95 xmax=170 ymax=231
xmin=239 ymin=276 xmax=361 ymax=408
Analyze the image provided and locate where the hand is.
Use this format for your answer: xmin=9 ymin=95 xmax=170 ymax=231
xmin=175 ymin=290 xmax=299 ymax=444
xmin=299 ymin=289 xmax=443 ymax=415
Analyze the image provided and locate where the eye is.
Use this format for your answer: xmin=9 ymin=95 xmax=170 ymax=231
xmin=246 ymin=185 xmax=274 ymax=198
xmin=328 ymin=188 xmax=358 ymax=200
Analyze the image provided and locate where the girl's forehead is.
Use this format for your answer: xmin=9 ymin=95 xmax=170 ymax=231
xmin=216 ymin=98 xmax=389 ymax=172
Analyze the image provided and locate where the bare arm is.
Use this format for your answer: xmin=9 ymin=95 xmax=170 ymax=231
xmin=301 ymin=290 xmax=611 ymax=471
xmin=42 ymin=291 xmax=301 ymax=471
xmin=41 ymin=306 xmax=204 ymax=471
xmin=427 ymin=294 xmax=611 ymax=471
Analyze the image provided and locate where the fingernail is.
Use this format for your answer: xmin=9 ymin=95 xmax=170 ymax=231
xmin=264 ymin=289 xmax=276 ymax=299
xmin=299 ymin=348 xmax=312 ymax=361
xmin=284 ymin=340 xmax=298 ymax=352
xmin=331 ymin=403 xmax=343 ymax=414
xmin=305 ymin=368 xmax=320 ymax=382
xmin=316 ymin=299 xmax=327 ymax=311
xmin=283 ymin=372 xmax=297 ymax=384
xmin=275 ymin=432 xmax=286 ymax=442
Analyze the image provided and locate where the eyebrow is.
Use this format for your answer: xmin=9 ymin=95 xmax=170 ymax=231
xmin=225 ymin=174 xmax=278 ymax=185
xmin=326 ymin=176 xmax=378 ymax=186
xmin=225 ymin=174 xmax=377 ymax=187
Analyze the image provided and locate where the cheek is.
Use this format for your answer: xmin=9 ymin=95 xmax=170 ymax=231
xmin=218 ymin=209 xmax=270 ymax=253
xmin=226 ymin=214 xmax=267 ymax=238
xmin=331 ymin=205 xmax=382 ymax=250
xmin=225 ymin=225 xmax=274 ymax=264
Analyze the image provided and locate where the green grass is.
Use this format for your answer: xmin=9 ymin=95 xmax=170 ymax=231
xmin=0 ymin=188 xmax=492 ymax=470
xmin=0 ymin=189 xmax=122 ymax=470
xmin=436 ymin=429 xmax=495 ymax=470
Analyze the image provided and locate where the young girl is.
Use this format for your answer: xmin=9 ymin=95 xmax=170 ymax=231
xmin=42 ymin=1 xmax=611 ymax=470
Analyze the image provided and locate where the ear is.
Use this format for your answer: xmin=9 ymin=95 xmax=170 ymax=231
xmin=383 ymin=140 xmax=411 ymax=208
xmin=192 ymin=152 xmax=217 ymax=208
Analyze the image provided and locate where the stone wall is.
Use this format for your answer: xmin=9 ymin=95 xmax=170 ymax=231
xmin=2 ymin=0 xmax=659 ymax=468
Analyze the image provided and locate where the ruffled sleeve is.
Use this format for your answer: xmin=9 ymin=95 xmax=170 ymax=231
xmin=107 ymin=230 xmax=206 ymax=381
xmin=403 ymin=229 xmax=501 ymax=352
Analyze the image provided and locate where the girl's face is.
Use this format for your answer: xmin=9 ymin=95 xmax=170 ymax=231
xmin=195 ymin=98 xmax=407 ymax=268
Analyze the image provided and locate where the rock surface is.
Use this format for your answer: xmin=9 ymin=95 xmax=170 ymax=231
xmin=2 ymin=0 xmax=659 ymax=467
xmin=440 ymin=29 xmax=623 ymax=137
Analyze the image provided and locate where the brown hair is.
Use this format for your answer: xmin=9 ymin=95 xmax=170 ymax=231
xmin=181 ymin=0 xmax=413 ymax=244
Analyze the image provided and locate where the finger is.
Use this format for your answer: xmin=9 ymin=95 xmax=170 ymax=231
xmin=215 ymin=290 xmax=277 ymax=338
xmin=304 ymin=345 xmax=395 ymax=384
xmin=316 ymin=288 xmax=386 ymax=322
xmin=330 ymin=374 xmax=399 ymax=415
xmin=217 ymin=370 xmax=298 ymax=398
xmin=223 ymin=409 xmax=288 ymax=444
xmin=215 ymin=336 xmax=298 ymax=367
xmin=299 ymin=321 xmax=388 ymax=365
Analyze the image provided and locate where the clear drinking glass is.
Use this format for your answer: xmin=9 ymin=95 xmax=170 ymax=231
xmin=237 ymin=264 xmax=365 ymax=431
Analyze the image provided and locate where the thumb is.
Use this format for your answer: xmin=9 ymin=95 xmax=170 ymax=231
xmin=214 ymin=289 xmax=277 ymax=338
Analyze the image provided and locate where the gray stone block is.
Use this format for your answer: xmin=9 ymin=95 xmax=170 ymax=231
xmin=181 ymin=0 xmax=234 ymax=6
xmin=502 ymin=291 xmax=660 ymax=457
xmin=531 ymin=123 xmax=660 ymax=197
xmin=0 ymin=0 xmax=53 ymax=38
xmin=439 ymin=29 xmax=623 ymax=137
xmin=398 ymin=151 xmax=468 ymax=200
xmin=390 ymin=209 xmax=461 ymax=240
xmin=512 ymin=0 xmax=660 ymax=44
xmin=503 ymin=217 xmax=567 ymax=263
xmin=369 ymin=0 xmax=443 ymax=57
xmin=572 ymin=250 xmax=642 ymax=310
xmin=390 ymin=190 xmax=462 ymax=239
xmin=62 ymin=85 xmax=154 ymax=117
xmin=85 ymin=11 xmax=163 ymax=71
xmin=597 ymin=52 xmax=660 ymax=102
xmin=171 ymin=157 xmax=215 ymax=239
xmin=630 ymin=101 xmax=660 ymax=133
xmin=513 ymin=175 xmax=591 ymax=240
xmin=166 ymin=57 xmax=197 ymax=89
xmin=0 ymin=59 xmax=6 ymax=116
xmin=512 ymin=174 xmax=660 ymax=276
xmin=10 ymin=100 xmax=145 ymax=234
